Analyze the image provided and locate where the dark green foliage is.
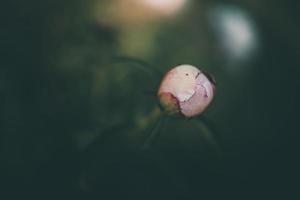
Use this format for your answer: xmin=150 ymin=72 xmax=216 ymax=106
xmin=1 ymin=0 xmax=300 ymax=199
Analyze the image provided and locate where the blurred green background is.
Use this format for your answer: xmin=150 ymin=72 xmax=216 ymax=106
xmin=1 ymin=0 xmax=300 ymax=199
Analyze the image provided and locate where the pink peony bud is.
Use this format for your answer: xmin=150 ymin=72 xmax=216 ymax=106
xmin=158 ymin=65 xmax=216 ymax=117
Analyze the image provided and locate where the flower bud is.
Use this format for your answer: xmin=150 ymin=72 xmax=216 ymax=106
xmin=158 ymin=65 xmax=215 ymax=117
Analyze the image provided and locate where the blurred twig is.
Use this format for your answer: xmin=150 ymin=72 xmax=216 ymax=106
xmin=111 ymin=55 xmax=163 ymax=79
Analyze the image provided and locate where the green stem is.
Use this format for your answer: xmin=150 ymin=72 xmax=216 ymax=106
xmin=142 ymin=112 xmax=167 ymax=149
xmin=193 ymin=117 xmax=222 ymax=158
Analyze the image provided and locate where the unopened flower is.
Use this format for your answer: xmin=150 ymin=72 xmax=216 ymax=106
xmin=158 ymin=65 xmax=216 ymax=117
